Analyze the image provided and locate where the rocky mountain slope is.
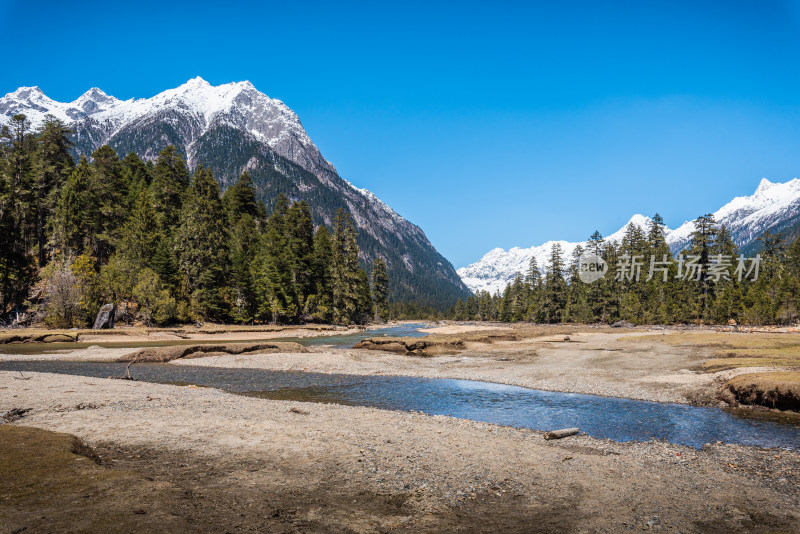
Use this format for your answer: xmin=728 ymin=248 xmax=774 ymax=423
xmin=458 ymin=178 xmax=800 ymax=294
xmin=0 ymin=78 xmax=470 ymax=307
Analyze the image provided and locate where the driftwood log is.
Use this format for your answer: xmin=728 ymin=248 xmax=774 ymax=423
xmin=543 ymin=428 xmax=580 ymax=440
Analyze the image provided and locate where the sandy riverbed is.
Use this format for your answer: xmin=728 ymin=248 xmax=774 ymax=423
xmin=169 ymin=329 xmax=772 ymax=405
xmin=2 ymin=371 xmax=799 ymax=532
xmin=2 ymin=324 xmax=799 ymax=532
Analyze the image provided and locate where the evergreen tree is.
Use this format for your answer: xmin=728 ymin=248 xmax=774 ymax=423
xmin=0 ymin=156 xmax=36 ymax=316
xmin=151 ymin=145 xmax=189 ymax=232
xmin=541 ymin=243 xmax=567 ymax=323
xmin=566 ymin=245 xmax=592 ymax=322
xmin=1 ymin=114 xmax=37 ymax=250
xmin=331 ymin=209 xmax=362 ymax=324
xmin=524 ymin=255 xmax=542 ymax=321
xmin=175 ymin=166 xmax=229 ymax=321
xmin=371 ymin=257 xmax=389 ymax=321
xmin=54 ymin=157 xmax=97 ymax=257
xmin=687 ymin=213 xmax=719 ymax=319
xmin=229 ymin=214 xmax=258 ymax=323
xmin=311 ymin=225 xmax=334 ymax=321
xmin=34 ymin=116 xmax=73 ymax=266
xmin=121 ymin=151 xmax=152 ymax=208
xmin=118 ymin=189 xmax=159 ymax=272
xmin=223 ymin=170 xmax=258 ymax=224
xmin=90 ymin=145 xmax=127 ymax=263
xmin=286 ymin=200 xmax=315 ymax=310
xmin=253 ymin=194 xmax=294 ymax=323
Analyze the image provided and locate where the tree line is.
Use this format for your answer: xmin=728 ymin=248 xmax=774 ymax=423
xmin=0 ymin=114 xmax=389 ymax=327
xmin=452 ymin=214 xmax=800 ymax=325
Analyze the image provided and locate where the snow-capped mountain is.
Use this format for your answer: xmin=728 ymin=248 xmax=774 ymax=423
xmin=458 ymin=178 xmax=800 ymax=294
xmin=0 ymin=78 xmax=470 ymax=306
xmin=0 ymin=77 xmax=332 ymax=175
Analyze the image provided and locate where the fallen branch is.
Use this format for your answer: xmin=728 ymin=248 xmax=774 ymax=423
xmin=544 ymin=428 xmax=580 ymax=440
xmin=109 ymin=359 xmax=137 ymax=380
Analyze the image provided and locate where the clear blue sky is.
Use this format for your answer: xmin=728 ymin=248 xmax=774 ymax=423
xmin=3 ymin=0 xmax=800 ymax=267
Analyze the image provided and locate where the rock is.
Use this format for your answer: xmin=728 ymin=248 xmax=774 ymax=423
xmin=92 ymin=303 xmax=115 ymax=330
xmin=611 ymin=320 xmax=634 ymax=328
xmin=728 ymin=318 xmax=737 ymax=326
xmin=42 ymin=334 xmax=75 ymax=343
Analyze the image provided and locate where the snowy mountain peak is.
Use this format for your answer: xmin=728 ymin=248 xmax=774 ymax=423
xmin=756 ymin=177 xmax=774 ymax=193
xmin=184 ymin=76 xmax=211 ymax=87
xmin=0 ymin=78 xmax=331 ymax=175
xmin=72 ymin=87 xmax=120 ymax=114
xmin=458 ymin=178 xmax=800 ymax=294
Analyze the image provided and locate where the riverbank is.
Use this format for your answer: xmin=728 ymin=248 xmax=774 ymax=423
xmin=169 ymin=326 xmax=771 ymax=406
xmin=0 ymin=323 xmax=373 ymax=346
xmin=2 ymin=371 xmax=799 ymax=532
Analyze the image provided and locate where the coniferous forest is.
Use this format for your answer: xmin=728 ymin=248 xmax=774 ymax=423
xmin=453 ymin=214 xmax=800 ymax=326
xmin=5 ymin=112 xmax=800 ymax=328
xmin=0 ymin=114 xmax=387 ymax=327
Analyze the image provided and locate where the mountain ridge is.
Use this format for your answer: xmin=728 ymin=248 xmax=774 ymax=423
xmin=458 ymin=178 xmax=800 ymax=294
xmin=0 ymin=78 xmax=471 ymax=307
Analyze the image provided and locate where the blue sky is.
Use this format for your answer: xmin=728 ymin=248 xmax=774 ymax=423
xmin=3 ymin=1 xmax=800 ymax=267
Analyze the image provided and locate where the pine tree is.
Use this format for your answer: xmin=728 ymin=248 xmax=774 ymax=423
xmin=0 ymin=155 xmax=36 ymax=316
xmin=90 ymin=145 xmax=127 ymax=263
xmin=643 ymin=214 xmax=671 ymax=324
xmin=687 ymin=213 xmax=719 ymax=319
xmin=34 ymin=116 xmax=73 ymax=266
xmin=229 ymin=214 xmax=258 ymax=323
xmin=541 ymin=243 xmax=567 ymax=323
xmin=121 ymin=151 xmax=152 ymax=208
xmin=1 ymin=114 xmax=37 ymax=250
xmin=175 ymin=166 xmax=229 ymax=321
xmin=253 ymin=194 xmax=294 ymax=323
xmin=331 ymin=209 xmax=362 ymax=324
xmin=524 ymin=255 xmax=542 ymax=321
xmin=222 ymin=170 xmax=258 ymax=224
xmin=151 ymin=145 xmax=189 ymax=232
xmin=54 ymin=157 xmax=97 ymax=257
xmin=118 ymin=189 xmax=159 ymax=272
xmin=311 ymin=226 xmax=334 ymax=321
xmin=371 ymin=257 xmax=389 ymax=321
xmin=566 ymin=245 xmax=592 ymax=322
xmin=286 ymin=200 xmax=315 ymax=311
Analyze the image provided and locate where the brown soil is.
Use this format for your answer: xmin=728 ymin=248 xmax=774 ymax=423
xmin=0 ymin=425 xmax=594 ymax=533
xmin=725 ymin=372 xmax=800 ymax=411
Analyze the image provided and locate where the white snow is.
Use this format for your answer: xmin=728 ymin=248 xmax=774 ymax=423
xmin=0 ymin=77 xmax=322 ymax=162
xmin=458 ymin=179 xmax=800 ymax=294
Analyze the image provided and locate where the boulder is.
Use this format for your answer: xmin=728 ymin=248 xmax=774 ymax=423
xmin=611 ymin=320 xmax=634 ymax=328
xmin=93 ymin=303 xmax=115 ymax=330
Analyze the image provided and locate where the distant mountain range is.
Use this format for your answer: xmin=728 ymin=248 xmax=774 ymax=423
xmin=0 ymin=78 xmax=471 ymax=307
xmin=458 ymin=178 xmax=800 ymax=294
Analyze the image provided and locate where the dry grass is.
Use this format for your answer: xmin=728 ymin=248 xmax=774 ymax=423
xmin=628 ymin=332 xmax=800 ymax=371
